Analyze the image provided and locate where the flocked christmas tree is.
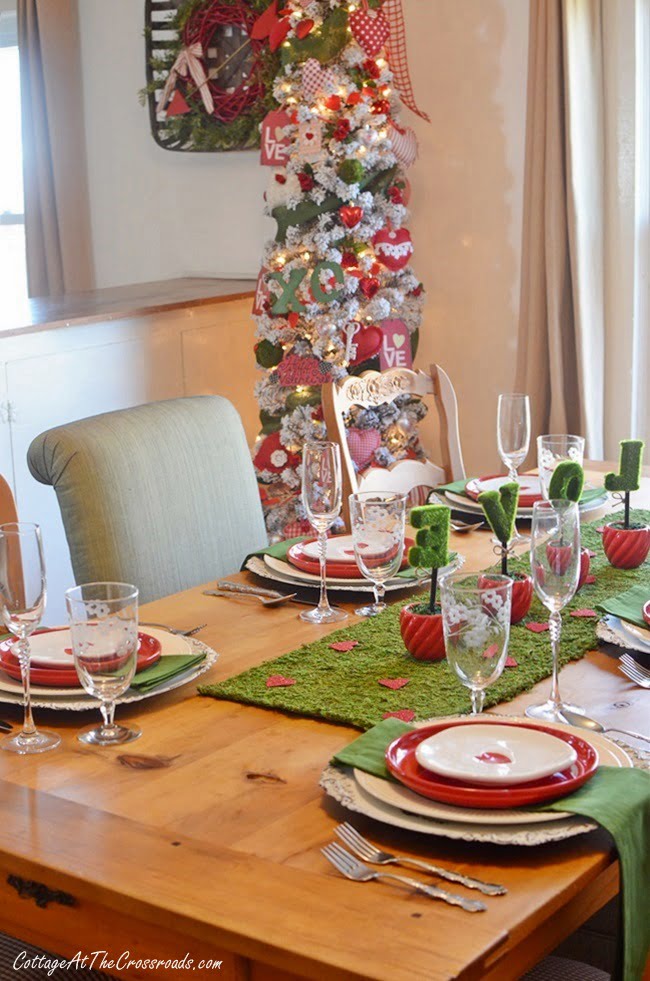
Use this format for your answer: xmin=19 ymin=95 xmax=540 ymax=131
xmin=251 ymin=0 xmax=428 ymax=539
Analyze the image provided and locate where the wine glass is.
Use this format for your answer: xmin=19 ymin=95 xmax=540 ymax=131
xmin=525 ymin=500 xmax=584 ymax=723
xmin=440 ymin=572 xmax=513 ymax=714
xmin=66 ymin=582 xmax=141 ymax=745
xmin=0 ymin=523 xmax=60 ymax=754
xmin=300 ymin=442 xmax=348 ymax=624
xmin=537 ymin=435 xmax=585 ymax=501
xmin=497 ymin=393 xmax=531 ymax=544
xmin=349 ymin=492 xmax=406 ymax=617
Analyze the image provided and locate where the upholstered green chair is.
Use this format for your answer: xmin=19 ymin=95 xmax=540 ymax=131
xmin=28 ymin=396 xmax=267 ymax=603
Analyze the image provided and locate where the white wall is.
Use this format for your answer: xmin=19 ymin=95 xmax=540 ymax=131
xmin=77 ymin=0 xmax=269 ymax=288
xmin=77 ymin=0 xmax=529 ymax=475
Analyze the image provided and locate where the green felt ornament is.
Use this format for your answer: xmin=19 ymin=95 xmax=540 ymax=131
xmin=285 ymin=387 xmax=321 ymax=410
xmin=281 ymin=7 xmax=348 ymax=66
xmin=478 ymin=482 xmax=519 ymax=574
xmin=338 ymin=159 xmax=365 ymax=185
xmin=409 ymin=504 xmax=451 ymax=612
xmin=259 ymin=409 xmax=283 ymax=434
xmin=605 ymin=439 xmax=645 ymax=528
xmin=255 ymin=339 xmax=284 ymax=369
xmin=268 ymin=269 xmax=307 ymax=314
xmin=548 ymin=461 xmax=585 ymax=502
xmin=310 ymin=261 xmax=344 ymax=304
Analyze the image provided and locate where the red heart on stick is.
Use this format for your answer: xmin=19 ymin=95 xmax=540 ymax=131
xmin=350 ymin=324 xmax=383 ymax=364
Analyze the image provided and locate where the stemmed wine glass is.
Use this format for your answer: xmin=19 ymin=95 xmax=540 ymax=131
xmin=440 ymin=572 xmax=513 ymax=714
xmin=66 ymin=582 xmax=141 ymax=745
xmin=497 ymin=393 xmax=531 ymax=544
xmin=0 ymin=522 xmax=60 ymax=754
xmin=526 ymin=500 xmax=584 ymax=723
xmin=537 ymin=435 xmax=585 ymax=501
xmin=300 ymin=442 xmax=348 ymax=624
xmin=349 ymin=492 xmax=406 ymax=617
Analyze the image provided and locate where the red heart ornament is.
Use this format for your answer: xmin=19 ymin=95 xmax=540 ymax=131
xmin=373 ymin=227 xmax=414 ymax=271
xmin=349 ymin=7 xmax=390 ymax=56
xmin=339 ymin=205 xmax=363 ymax=229
xmin=359 ymin=276 xmax=380 ymax=299
xmin=346 ymin=428 xmax=381 ymax=470
xmin=302 ymin=58 xmax=336 ymax=102
xmin=350 ymin=324 xmax=383 ymax=364
xmin=295 ymin=18 xmax=314 ymax=38
xmin=383 ymin=709 xmax=415 ymax=723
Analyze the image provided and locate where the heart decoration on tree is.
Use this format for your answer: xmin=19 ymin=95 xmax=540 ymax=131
xmin=302 ymin=58 xmax=336 ymax=103
xmin=350 ymin=323 xmax=383 ymax=364
xmin=339 ymin=205 xmax=363 ymax=229
xmin=388 ymin=122 xmax=418 ymax=168
xmin=295 ymin=18 xmax=314 ymax=39
xmin=373 ymin=227 xmax=414 ymax=271
xmin=349 ymin=5 xmax=390 ymax=57
xmin=276 ymin=352 xmax=332 ymax=386
xmin=347 ymin=428 xmax=382 ymax=470
xmin=359 ymin=276 xmax=380 ymax=299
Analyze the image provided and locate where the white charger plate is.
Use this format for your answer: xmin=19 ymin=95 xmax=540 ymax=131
xmin=444 ymin=489 xmax=608 ymax=519
xmin=413 ymin=723 xmax=578 ymax=786
xmin=246 ymin=555 xmax=427 ymax=594
xmin=597 ymin=615 xmax=650 ymax=654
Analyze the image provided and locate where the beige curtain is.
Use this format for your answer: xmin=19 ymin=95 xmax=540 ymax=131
xmin=18 ymin=0 xmax=94 ymax=297
xmin=516 ymin=0 xmax=605 ymax=458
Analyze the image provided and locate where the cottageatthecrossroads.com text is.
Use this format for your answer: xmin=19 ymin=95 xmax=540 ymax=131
xmin=13 ymin=950 xmax=224 ymax=973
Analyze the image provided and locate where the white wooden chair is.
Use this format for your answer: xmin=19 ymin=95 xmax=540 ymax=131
xmin=322 ymin=363 xmax=466 ymax=529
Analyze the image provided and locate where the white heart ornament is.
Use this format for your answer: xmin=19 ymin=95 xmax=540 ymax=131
xmin=302 ymin=58 xmax=335 ymax=103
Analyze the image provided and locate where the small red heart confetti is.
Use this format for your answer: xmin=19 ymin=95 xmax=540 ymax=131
xmin=379 ymin=678 xmax=410 ymax=690
xmin=504 ymin=655 xmax=519 ymax=668
xmin=482 ymin=643 xmax=499 ymax=659
xmin=476 ymin=751 xmax=512 ymax=765
xmin=584 ymin=575 xmax=597 ymax=585
xmin=596 ymin=526 xmax=605 ymax=534
xmin=526 ymin=622 xmax=549 ymax=633
xmin=587 ymin=549 xmax=597 ymax=558
xmin=383 ymin=709 xmax=415 ymax=723
xmin=330 ymin=640 xmax=359 ymax=652
xmin=266 ymin=674 xmax=296 ymax=687
xmin=570 ymin=609 xmax=598 ymax=618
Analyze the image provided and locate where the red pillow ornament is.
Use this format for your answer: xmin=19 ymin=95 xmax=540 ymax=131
xmin=254 ymin=432 xmax=300 ymax=474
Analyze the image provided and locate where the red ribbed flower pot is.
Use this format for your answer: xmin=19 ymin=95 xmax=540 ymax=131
xmin=602 ymin=522 xmax=650 ymax=569
xmin=400 ymin=604 xmax=446 ymax=661
xmin=478 ymin=573 xmax=533 ymax=624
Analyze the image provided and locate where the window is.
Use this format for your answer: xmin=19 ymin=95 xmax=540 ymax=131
xmin=0 ymin=8 xmax=27 ymax=299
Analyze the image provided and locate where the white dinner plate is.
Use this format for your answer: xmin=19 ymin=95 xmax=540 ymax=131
xmin=300 ymin=534 xmax=392 ymax=563
xmin=444 ymin=489 xmax=608 ymax=520
xmin=413 ymin=723 xmax=578 ymax=786
xmin=260 ymin=554 xmax=425 ymax=591
xmin=597 ymin=615 xmax=650 ymax=654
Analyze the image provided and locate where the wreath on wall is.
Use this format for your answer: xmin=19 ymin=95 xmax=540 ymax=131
xmin=142 ymin=0 xmax=279 ymax=152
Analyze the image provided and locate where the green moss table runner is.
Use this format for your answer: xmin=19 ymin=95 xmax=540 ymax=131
xmin=200 ymin=510 xmax=650 ymax=731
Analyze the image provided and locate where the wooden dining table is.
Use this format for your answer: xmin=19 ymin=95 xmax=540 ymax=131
xmin=0 ymin=468 xmax=647 ymax=980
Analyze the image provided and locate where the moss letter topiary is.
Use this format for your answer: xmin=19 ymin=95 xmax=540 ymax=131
xmin=478 ymin=482 xmax=520 ymax=574
xmin=605 ymin=439 xmax=645 ymax=528
xmin=408 ymin=504 xmax=450 ymax=613
xmin=548 ymin=461 xmax=585 ymax=502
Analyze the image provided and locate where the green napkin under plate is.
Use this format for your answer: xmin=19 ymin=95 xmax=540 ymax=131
xmin=597 ymin=584 xmax=650 ymax=630
xmin=332 ymin=718 xmax=650 ymax=981
xmin=435 ymin=479 xmax=605 ymax=506
xmin=242 ymin=537 xmax=426 ymax=581
xmin=130 ymin=653 xmax=206 ymax=693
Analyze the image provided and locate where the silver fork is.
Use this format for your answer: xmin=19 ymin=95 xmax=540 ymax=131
xmin=621 ymin=653 xmax=650 ymax=679
xmin=619 ymin=656 xmax=650 ymax=689
xmin=321 ymin=842 xmax=486 ymax=912
xmin=140 ymin=622 xmax=207 ymax=637
xmin=335 ymin=822 xmax=506 ymax=896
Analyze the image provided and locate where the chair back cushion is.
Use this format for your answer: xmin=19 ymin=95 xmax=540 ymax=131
xmin=28 ymin=396 xmax=267 ymax=603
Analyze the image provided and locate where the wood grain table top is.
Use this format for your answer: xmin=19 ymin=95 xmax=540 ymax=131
xmin=0 ymin=469 xmax=647 ymax=979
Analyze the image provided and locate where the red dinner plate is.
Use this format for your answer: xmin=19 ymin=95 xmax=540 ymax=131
xmin=287 ymin=538 xmax=413 ymax=580
xmin=385 ymin=719 xmax=598 ymax=808
xmin=643 ymin=600 xmax=650 ymax=628
xmin=0 ymin=630 xmax=161 ymax=688
xmin=465 ymin=474 xmax=542 ymax=509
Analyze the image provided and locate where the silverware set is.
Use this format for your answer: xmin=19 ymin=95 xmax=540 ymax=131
xmin=619 ymin=653 xmax=650 ymax=689
xmin=321 ymin=822 xmax=506 ymax=912
xmin=140 ymin=622 xmax=207 ymax=637
xmin=204 ymin=581 xmax=314 ymax=607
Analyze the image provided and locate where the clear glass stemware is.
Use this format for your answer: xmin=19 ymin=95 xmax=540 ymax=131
xmin=0 ymin=522 xmax=60 ymax=754
xmin=440 ymin=572 xmax=513 ymax=714
xmin=525 ymin=500 xmax=585 ymax=723
xmin=66 ymin=582 xmax=142 ymax=745
xmin=349 ymin=492 xmax=406 ymax=617
xmin=496 ymin=393 xmax=531 ymax=545
xmin=299 ymin=441 xmax=348 ymax=624
xmin=537 ymin=434 xmax=585 ymax=501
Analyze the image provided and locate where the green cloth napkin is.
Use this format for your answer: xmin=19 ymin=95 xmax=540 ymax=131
xmin=597 ymin=584 xmax=650 ymax=630
xmin=332 ymin=719 xmax=650 ymax=981
xmin=435 ymin=479 xmax=604 ymax=505
xmin=130 ymin=653 xmax=206 ymax=693
xmin=242 ymin=537 xmax=425 ymax=580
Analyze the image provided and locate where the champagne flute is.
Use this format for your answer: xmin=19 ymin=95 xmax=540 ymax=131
xmin=300 ymin=442 xmax=348 ymax=624
xmin=537 ymin=435 xmax=585 ymax=501
xmin=526 ymin=500 xmax=584 ymax=723
xmin=440 ymin=572 xmax=512 ymax=714
xmin=0 ymin=522 xmax=60 ymax=754
xmin=497 ymin=393 xmax=531 ymax=544
xmin=349 ymin=492 xmax=406 ymax=617
xmin=66 ymin=582 xmax=141 ymax=745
